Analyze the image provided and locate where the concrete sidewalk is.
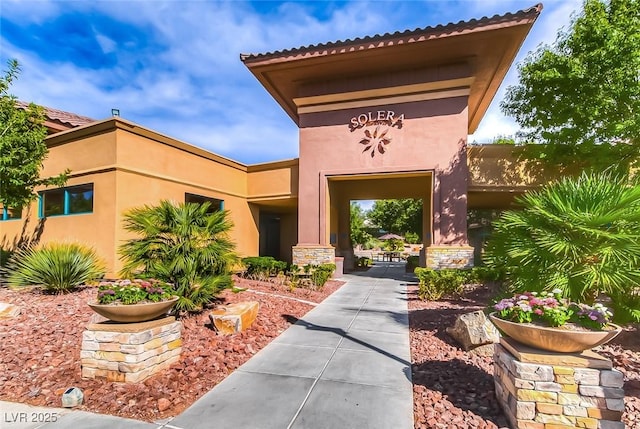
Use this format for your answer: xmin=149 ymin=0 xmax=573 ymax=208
xmin=1 ymin=262 xmax=415 ymax=429
xmin=169 ymin=261 xmax=414 ymax=429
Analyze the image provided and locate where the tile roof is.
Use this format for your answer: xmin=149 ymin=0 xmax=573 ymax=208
xmin=241 ymin=3 xmax=543 ymax=62
xmin=16 ymin=100 xmax=95 ymax=128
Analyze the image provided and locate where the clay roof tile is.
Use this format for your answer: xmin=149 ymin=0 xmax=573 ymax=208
xmin=16 ymin=100 xmax=95 ymax=128
xmin=240 ymin=3 xmax=543 ymax=62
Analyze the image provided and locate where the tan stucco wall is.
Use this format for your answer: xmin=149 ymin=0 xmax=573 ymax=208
xmin=468 ymin=145 xmax=545 ymax=189
xmin=1 ymin=120 xmax=291 ymax=278
xmin=43 ymin=129 xmax=118 ymax=177
xmin=1 ymin=114 xmax=555 ymax=279
xmin=112 ymin=127 xmax=259 ymax=268
xmin=1 ymin=132 xmax=119 ymax=275
xmin=247 ymin=160 xmax=298 ymax=202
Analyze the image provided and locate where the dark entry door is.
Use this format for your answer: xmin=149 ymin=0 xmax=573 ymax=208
xmin=259 ymin=212 xmax=281 ymax=259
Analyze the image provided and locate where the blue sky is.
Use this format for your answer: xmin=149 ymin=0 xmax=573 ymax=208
xmin=1 ymin=0 xmax=581 ymax=165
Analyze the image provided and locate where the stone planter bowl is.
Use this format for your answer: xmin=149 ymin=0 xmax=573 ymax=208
xmin=489 ymin=313 xmax=622 ymax=353
xmin=88 ymin=296 xmax=179 ymax=323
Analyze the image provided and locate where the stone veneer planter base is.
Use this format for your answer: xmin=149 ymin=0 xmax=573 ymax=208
xmin=494 ymin=337 xmax=625 ymax=429
xmin=292 ymin=244 xmax=335 ymax=266
xmin=81 ymin=316 xmax=182 ymax=383
xmin=426 ymin=245 xmax=474 ymax=269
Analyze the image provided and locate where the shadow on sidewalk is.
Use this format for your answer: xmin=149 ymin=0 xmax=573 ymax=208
xmin=282 ymin=314 xmax=412 ymax=382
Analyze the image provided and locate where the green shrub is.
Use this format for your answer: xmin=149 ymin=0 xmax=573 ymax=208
xmin=293 ymin=263 xmax=336 ymax=290
xmin=609 ymin=290 xmax=640 ymax=323
xmin=242 ymin=256 xmax=287 ymax=279
xmin=310 ymin=263 xmax=335 ymax=288
xmin=406 ymin=255 xmax=419 ymax=271
xmin=414 ymin=267 xmax=470 ymax=301
xmin=7 ymin=242 xmax=105 ymax=293
xmin=383 ymin=238 xmax=404 ymax=252
xmin=119 ymin=200 xmax=238 ymax=312
xmin=356 ymin=257 xmax=372 ymax=268
xmin=468 ymin=265 xmax=506 ymax=283
xmin=0 ymin=247 xmax=13 ymax=268
xmin=484 ymin=172 xmax=640 ymax=321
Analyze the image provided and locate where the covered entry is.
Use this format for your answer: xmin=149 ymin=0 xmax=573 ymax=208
xmin=327 ymin=172 xmax=432 ymax=270
xmin=241 ymin=5 xmax=542 ymax=270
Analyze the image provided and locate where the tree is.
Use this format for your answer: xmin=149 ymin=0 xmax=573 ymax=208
xmin=501 ymin=0 xmax=640 ymax=173
xmin=0 ymin=59 xmax=67 ymax=210
xmin=119 ymin=200 xmax=238 ymax=312
xmin=367 ymin=199 xmax=422 ymax=239
xmin=349 ymin=202 xmax=372 ymax=248
xmin=490 ymin=135 xmax=517 ymax=145
xmin=484 ymin=172 xmax=640 ymax=322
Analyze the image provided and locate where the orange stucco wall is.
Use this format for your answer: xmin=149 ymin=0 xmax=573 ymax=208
xmin=1 ymin=131 xmax=119 ymax=274
xmin=247 ymin=160 xmax=298 ymax=202
xmin=0 ymin=120 xmax=291 ymax=278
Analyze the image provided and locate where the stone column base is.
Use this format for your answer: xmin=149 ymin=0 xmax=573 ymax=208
xmin=292 ymin=244 xmax=335 ymax=266
xmin=494 ymin=337 xmax=625 ymax=429
xmin=81 ymin=316 xmax=182 ymax=383
xmin=426 ymin=245 xmax=474 ymax=269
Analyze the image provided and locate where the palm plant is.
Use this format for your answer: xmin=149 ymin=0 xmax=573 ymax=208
xmin=119 ymin=200 xmax=238 ymax=312
xmin=484 ymin=171 xmax=640 ymax=322
xmin=6 ymin=242 xmax=105 ymax=293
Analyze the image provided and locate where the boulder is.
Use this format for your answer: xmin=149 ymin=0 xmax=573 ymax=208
xmin=0 ymin=302 xmax=20 ymax=319
xmin=446 ymin=310 xmax=500 ymax=351
xmin=61 ymin=387 xmax=83 ymax=408
xmin=209 ymin=301 xmax=259 ymax=335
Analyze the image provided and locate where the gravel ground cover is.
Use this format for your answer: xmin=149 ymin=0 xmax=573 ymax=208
xmin=0 ymin=277 xmax=342 ymax=422
xmin=408 ymin=284 xmax=640 ymax=429
xmin=1 ymin=276 xmax=638 ymax=428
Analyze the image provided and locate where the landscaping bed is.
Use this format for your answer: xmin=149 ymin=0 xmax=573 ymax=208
xmin=408 ymin=284 xmax=640 ymax=429
xmin=2 ymin=278 xmax=638 ymax=427
xmin=0 ymin=278 xmax=343 ymax=422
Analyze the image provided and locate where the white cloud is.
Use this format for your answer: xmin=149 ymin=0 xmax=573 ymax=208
xmin=95 ymin=33 xmax=117 ymax=54
xmin=2 ymin=0 xmax=585 ymax=162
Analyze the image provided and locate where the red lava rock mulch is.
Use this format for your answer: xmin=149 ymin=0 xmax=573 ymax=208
xmin=408 ymin=285 xmax=640 ymax=429
xmin=0 ymin=278 xmax=343 ymax=422
xmin=4 ymin=277 xmax=639 ymax=428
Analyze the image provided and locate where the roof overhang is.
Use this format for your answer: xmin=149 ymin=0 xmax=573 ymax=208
xmin=241 ymin=4 xmax=542 ymax=133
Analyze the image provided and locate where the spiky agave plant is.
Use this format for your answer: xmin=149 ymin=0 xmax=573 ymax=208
xmin=7 ymin=242 xmax=105 ymax=293
xmin=484 ymin=171 xmax=640 ymax=322
xmin=119 ymin=200 xmax=238 ymax=312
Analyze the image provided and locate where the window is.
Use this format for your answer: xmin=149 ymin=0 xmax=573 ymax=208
xmin=0 ymin=207 xmax=22 ymax=221
xmin=185 ymin=193 xmax=224 ymax=213
xmin=40 ymin=184 xmax=94 ymax=217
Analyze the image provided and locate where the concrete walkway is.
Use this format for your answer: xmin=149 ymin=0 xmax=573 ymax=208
xmin=0 ymin=262 xmax=415 ymax=429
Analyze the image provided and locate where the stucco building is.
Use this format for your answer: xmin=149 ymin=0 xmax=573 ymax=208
xmin=1 ymin=5 xmax=543 ymax=277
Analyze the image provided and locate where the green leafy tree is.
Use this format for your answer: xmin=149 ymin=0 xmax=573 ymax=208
xmin=119 ymin=200 xmax=238 ymax=312
xmin=368 ymin=199 xmax=422 ymax=238
xmin=350 ymin=202 xmax=372 ymax=248
xmin=0 ymin=59 xmax=67 ymax=209
xmin=382 ymin=238 xmax=404 ymax=252
xmin=484 ymin=172 xmax=640 ymax=322
xmin=490 ymin=135 xmax=517 ymax=145
xmin=501 ymin=0 xmax=640 ymax=173
xmin=404 ymin=231 xmax=420 ymax=245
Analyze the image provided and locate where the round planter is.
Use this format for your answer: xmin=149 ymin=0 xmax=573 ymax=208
xmin=489 ymin=313 xmax=621 ymax=353
xmin=88 ymin=296 xmax=179 ymax=323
